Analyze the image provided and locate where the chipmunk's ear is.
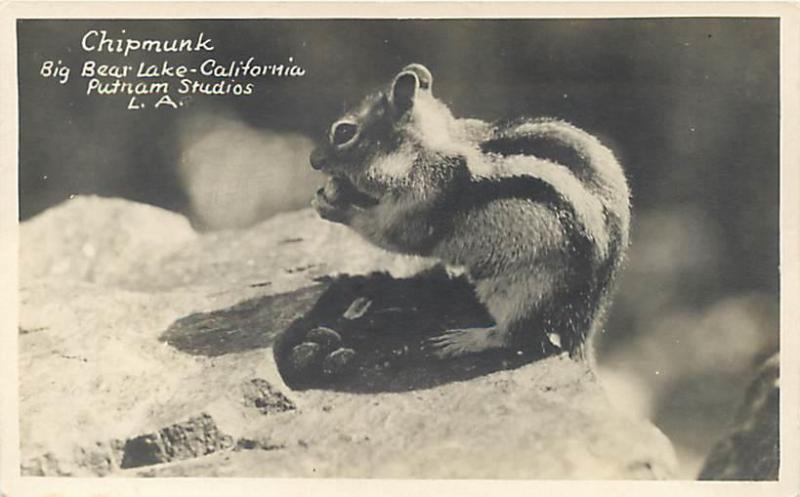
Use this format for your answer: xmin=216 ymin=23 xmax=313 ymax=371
xmin=400 ymin=63 xmax=433 ymax=91
xmin=390 ymin=64 xmax=432 ymax=115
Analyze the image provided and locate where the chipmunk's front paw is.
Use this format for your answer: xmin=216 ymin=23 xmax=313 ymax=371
xmin=426 ymin=326 xmax=507 ymax=359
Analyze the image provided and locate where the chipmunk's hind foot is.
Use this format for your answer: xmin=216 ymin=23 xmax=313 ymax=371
xmin=426 ymin=326 xmax=508 ymax=359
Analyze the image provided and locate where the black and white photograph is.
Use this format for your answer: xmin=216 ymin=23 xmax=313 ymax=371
xmin=1 ymin=2 xmax=798 ymax=495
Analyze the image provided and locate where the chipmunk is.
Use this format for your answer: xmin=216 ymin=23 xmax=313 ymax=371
xmin=310 ymin=64 xmax=630 ymax=361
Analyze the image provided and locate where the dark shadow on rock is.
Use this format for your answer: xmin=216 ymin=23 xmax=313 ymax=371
xmin=273 ymin=267 xmax=553 ymax=393
xmin=159 ymin=266 xmax=556 ymax=392
xmin=160 ymin=285 xmax=328 ymax=356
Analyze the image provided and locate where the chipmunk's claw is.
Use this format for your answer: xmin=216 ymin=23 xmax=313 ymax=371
xmin=425 ymin=326 xmax=506 ymax=359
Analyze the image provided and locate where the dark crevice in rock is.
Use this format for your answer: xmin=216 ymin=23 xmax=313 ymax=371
xmin=235 ymin=438 xmax=286 ymax=451
xmin=19 ymin=326 xmax=48 ymax=335
xmin=625 ymin=460 xmax=660 ymax=479
xmin=249 ymin=281 xmax=272 ymax=288
xmin=119 ymin=413 xmax=234 ymax=469
xmin=274 ymin=267 xmax=556 ymax=393
xmin=160 ymin=284 xmax=328 ymax=356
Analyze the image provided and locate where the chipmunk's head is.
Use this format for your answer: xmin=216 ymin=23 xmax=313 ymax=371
xmin=310 ymin=64 xmax=451 ymax=200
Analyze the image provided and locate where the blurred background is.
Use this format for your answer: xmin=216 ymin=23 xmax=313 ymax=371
xmin=18 ymin=19 xmax=779 ymax=478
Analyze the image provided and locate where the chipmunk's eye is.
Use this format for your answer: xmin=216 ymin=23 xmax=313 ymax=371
xmin=331 ymin=122 xmax=359 ymax=146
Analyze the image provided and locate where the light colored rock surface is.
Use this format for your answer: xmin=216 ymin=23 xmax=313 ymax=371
xmin=19 ymin=196 xmax=677 ymax=478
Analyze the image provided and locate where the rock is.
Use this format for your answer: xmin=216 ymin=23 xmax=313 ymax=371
xmin=698 ymin=353 xmax=779 ymax=480
xmin=119 ymin=413 xmax=234 ymax=470
xmin=19 ymin=196 xmax=677 ymax=478
xmin=241 ymin=378 xmax=296 ymax=415
xmin=20 ymin=196 xmax=197 ymax=287
xmin=599 ymin=291 xmax=779 ymax=477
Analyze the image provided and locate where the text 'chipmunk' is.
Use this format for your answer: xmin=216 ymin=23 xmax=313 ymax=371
xmin=310 ymin=63 xmax=630 ymax=362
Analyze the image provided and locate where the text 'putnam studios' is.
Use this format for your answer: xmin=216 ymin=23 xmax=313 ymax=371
xmin=37 ymin=29 xmax=308 ymax=110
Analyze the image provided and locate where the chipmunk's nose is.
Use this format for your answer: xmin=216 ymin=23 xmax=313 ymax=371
xmin=310 ymin=148 xmax=327 ymax=170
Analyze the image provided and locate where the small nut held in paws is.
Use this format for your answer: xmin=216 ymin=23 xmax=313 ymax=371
xmin=312 ymin=188 xmax=353 ymax=224
xmin=322 ymin=177 xmax=347 ymax=205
